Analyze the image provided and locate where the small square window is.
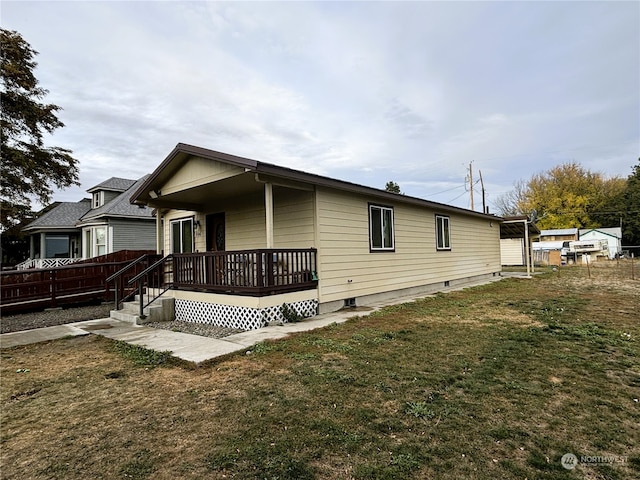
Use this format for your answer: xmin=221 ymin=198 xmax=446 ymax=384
xmin=436 ymin=215 xmax=451 ymax=250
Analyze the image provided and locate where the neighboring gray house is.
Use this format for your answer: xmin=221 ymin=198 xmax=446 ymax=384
xmin=21 ymin=176 xmax=156 ymax=268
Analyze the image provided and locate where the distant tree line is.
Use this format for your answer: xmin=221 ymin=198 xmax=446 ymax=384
xmin=495 ymin=160 xmax=640 ymax=247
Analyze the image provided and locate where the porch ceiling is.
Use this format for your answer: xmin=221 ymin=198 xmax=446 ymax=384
xmin=148 ymin=172 xmax=263 ymax=211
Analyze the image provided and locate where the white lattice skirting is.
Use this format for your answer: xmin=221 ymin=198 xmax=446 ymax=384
xmin=175 ymin=298 xmax=318 ymax=330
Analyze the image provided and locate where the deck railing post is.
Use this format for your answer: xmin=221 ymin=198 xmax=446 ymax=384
xmin=256 ymin=253 xmax=264 ymax=288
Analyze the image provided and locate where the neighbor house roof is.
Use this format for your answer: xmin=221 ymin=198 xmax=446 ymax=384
xmin=23 ymin=199 xmax=92 ymax=232
xmin=579 ymin=227 xmax=622 ymax=239
xmin=86 ymin=177 xmax=137 ymax=194
xmin=78 ymin=175 xmax=154 ymax=225
xmin=540 ymin=228 xmax=579 ymax=236
xmin=131 ymin=143 xmax=499 ymax=221
xmin=532 ymin=240 xmax=565 ymax=251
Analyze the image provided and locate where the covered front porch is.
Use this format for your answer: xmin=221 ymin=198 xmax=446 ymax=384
xmin=124 ymin=145 xmax=322 ymax=329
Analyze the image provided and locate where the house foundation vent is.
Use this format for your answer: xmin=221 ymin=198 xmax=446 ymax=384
xmin=444 ymin=281 xmax=450 ymax=287
xmin=344 ymin=298 xmax=356 ymax=308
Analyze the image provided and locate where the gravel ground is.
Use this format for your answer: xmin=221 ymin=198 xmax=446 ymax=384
xmin=143 ymin=321 xmax=243 ymax=338
xmin=1 ymin=303 xmax=114 ymax=334
xmin=1 ymin=303 xmax=244 ymax=338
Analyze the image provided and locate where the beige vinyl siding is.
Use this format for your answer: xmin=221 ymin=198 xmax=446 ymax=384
xmin=273 ymin=187 xmax=315 ymax=248
xmin=213 ymin=187 xmax=315 ymax=250
xmin=500 ymin=238 xmax=525 ymax=265
xmin=225 ymin=192 xmax=266 ymax=250
xmin=315 ymin=187 xmax=500 ymax=304
xmin=162 ymin=156 xmax=245 ymax=196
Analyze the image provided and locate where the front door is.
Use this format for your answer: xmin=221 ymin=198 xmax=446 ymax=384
xmin=206 ymin=213 xmax=226 ymax=285
xmin=206 ymin=213 xmax=225 ymax=252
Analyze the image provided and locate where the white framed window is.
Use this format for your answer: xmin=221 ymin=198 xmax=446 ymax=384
xmin=171 ymin=218 xmax=194 ymax=254
xmin=92 ymin=191 xmax=104 ymax=209
xmin=82 ymin=226 xmax=112 ymax=258
xmin=436 ymin=215 xmax=451 ymax=250
xmin=369 ymin=204 xmax=394 ymax=251
xmin=95 ymin=227 xmax=107 ymax=255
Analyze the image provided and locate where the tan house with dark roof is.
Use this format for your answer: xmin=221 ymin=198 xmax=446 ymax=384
xmin=126 ymin=143 xmax=502 ymax=329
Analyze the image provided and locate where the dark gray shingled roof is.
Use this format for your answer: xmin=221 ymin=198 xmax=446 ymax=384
xmin=86 ymin=177 xmax=137 ymax=194
xmin=78 ymin=175 xmax=154 ymax=224
xmin=23 ymin=199 xmax=92 ymax=231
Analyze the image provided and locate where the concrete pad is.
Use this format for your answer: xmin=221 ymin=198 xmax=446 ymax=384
xmin=75 ymin=319 xmax=248 ymax=363
xmin=0 ymin=324 xmax=89 ymax=348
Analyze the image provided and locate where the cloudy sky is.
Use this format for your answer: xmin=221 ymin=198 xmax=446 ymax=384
xmin=3 ymin=1 xmax=639 ymax=212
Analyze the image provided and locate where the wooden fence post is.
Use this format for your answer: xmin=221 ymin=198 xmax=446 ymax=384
xmin=50 ymin=269 xmax=57 ymax=307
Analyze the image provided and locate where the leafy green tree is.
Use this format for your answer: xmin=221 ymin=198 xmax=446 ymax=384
xmin=621 ymin=160 xmax=640 ymax=247
xmin=496 ymin=161 xmax=628 ymax=230
xmin=1 ymin=28 xmax=79 ymax=231
xmin=385 ymin=181 xmax=401 ymax=194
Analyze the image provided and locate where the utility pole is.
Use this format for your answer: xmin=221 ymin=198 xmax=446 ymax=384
xmin=468 ymin=162 xmax=474 ymax=211
xmin=479 ymin=169 xmax=486 ymax=214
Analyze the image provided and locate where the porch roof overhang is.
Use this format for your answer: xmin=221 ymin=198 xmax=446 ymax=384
xmin=131 ymin=143 xmax=502 ymax=221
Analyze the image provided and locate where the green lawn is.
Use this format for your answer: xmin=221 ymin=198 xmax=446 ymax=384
xmin=2 ymin=262 xmax=639 ymax=479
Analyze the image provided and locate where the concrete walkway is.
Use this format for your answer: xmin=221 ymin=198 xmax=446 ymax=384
xmin=1 ymin=275 xmax=507 ymax=364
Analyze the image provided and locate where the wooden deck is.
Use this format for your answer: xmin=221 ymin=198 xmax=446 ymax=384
xmin=171 ymin=248 xmax=318 ymax=296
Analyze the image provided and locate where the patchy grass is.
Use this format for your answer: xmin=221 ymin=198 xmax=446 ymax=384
xmin=2 ymin=262 xmax=639 ymax=479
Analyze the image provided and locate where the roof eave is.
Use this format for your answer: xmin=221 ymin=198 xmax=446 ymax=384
xmin=130 ymin=143 xmax=259 ymax=205
xmin=131 ymin=143 xmax=501 ymax=221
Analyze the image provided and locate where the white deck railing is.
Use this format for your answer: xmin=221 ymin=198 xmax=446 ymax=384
xmin=16 ymin=258 xmax=82 ymax=270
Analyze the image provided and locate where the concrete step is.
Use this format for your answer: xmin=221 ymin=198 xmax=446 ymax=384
xmin=110 ymin=296 xmax=174 ymax=325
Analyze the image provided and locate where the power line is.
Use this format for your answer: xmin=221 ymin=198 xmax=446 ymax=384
xmin=447 ymin=190 xmax=469 ymax=203
xmin=425 ymin=183 xmax=466 ymax=197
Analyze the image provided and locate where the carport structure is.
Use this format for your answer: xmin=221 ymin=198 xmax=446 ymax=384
xmin=500 ymin=215 xmax=541 ymax=277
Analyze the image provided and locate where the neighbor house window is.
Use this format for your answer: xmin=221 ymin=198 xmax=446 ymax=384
xmin=45 ymin=234 xmax=69 ymax=258
xmin=82 ymin=226 xmax=110 ymax=258
xmin=171 ymin=218 xmax=194 ymax=254
xmin=369 ymin=204 xmax=394 ymax=251
xmin=92 ymin=191 xmax=104 ymax=208
xmin=94 ymin=227 xmax=106 ymax=256
xmin=436 ymin=215 xmax=451 ymax=250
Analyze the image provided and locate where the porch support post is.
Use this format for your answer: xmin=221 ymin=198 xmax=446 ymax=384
xmin=40 ymin=232 xmax=46 ymax=259
xmin=29 ymin=234 xmax=35 ymax=259
xmin=156 ymin=209 xmax=163 ymax=254
xmin=265 ymin=182 xmax=274 ymax=248
xmin=524 ymin=219 xmax=531 ymax=278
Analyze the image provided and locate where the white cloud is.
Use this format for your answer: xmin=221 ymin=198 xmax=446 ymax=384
xmin=2 ymin=0 xmax=638 ymax=211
